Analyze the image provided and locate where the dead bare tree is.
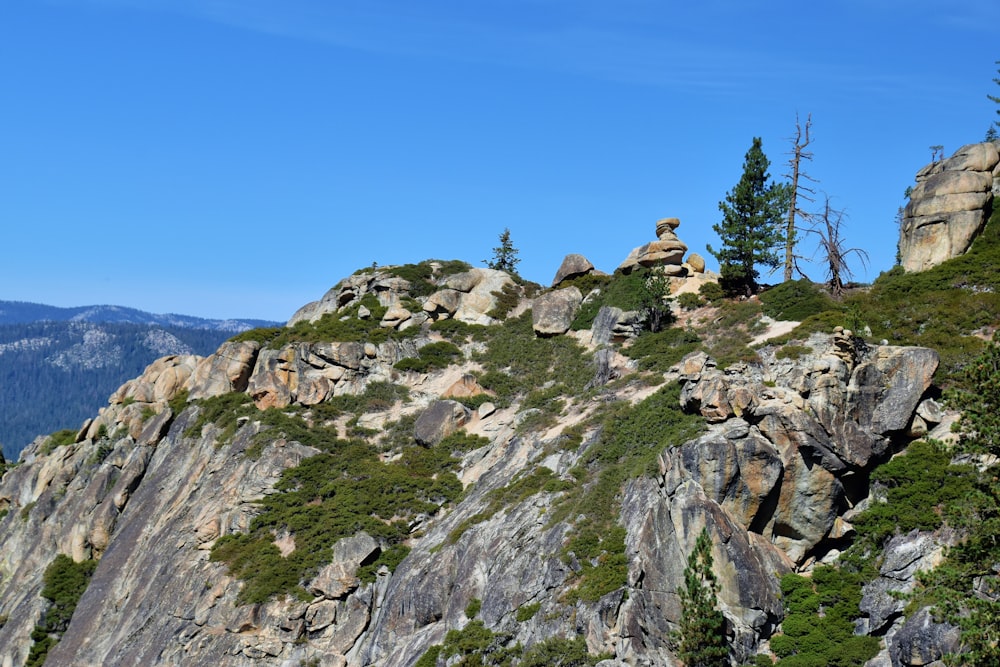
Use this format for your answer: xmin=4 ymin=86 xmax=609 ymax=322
xmin=809 ymin=195 xmax=870 ymax=298
xmin=784 ymin=113 xmax=817 ymax=282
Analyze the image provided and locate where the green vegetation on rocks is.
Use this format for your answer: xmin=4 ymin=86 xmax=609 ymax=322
xmin=26 ymin=555 xmax=97 ymax=667
xmin=776 ymin=206 xmax=1000 ymax=381
xmin=209 ymin=408 xmax=462 ymax=603
xmin=554 ymin=383 xmax=704 ymax=602
xmin=394 ymin=341 xmax=463 ymax=373
xmin=771 ymin=567 xmax=879 ymax=666
xmin=475 ymin=312 xmax=592 ymax=406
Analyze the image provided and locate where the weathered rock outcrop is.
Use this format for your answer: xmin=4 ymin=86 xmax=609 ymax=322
xmin=551 ymin=253 xmax=596 ymax=287
xmin=618 ymin=217 xmax=691 ymax=275
xmin=899 ymin=141 xmax=1000 ymax=272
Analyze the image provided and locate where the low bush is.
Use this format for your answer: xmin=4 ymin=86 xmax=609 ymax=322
xmin=759 ymin=279 xmax=837 ymax=321
xmin=475 ymin=312 xmax=592 ymax=405
xmin=676 ymin=292 xmax=703 ymax=310
xmin=394 ymin=341 xmax=463 ymax=373
xmin=624 ymin=327 xmax=702 ymax=373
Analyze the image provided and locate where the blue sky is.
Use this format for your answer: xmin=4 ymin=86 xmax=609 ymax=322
xmin=3 ymin=0 xmax=999 ymax=322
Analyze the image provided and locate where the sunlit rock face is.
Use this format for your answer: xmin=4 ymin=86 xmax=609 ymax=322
xmin=899 ymin=141 xmax=1000 ymax=272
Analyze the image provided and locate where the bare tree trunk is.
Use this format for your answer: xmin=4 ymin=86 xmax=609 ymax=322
xmin=784 ymin=114 xmax=815 ymax=282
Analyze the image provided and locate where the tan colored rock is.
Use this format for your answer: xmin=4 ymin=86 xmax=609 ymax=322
xmin=551 ymin=253 xmax=595 ymax=287
xmin=899 ymin=142 xmax=999 ymax=272
xmin=655 ymin=217 xmax=680 ymax=239
xmin=186 ymin=341 xmax=261 ymax=400
xmin=442 ymin=374 xmax=490 ymax=399
xmin=618 ymin=217 xmax=690 ymax=274
xmin=113 ymin=355 xmax=199 ymax=405
xmin=686 ymin=252 xmax=706 ymax=273
xmin=532 ymin=286 xmax=583 ymax=337
xmin=380 ymin=305 xmax=411 ymax=329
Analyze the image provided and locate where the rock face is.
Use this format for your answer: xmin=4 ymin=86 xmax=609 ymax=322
xmin=0 ymin=272 xmax=954 ymax=666
xmin=898 ymin=141 xmax=1000 ymax=272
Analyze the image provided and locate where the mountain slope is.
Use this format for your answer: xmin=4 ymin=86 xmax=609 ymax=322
xmin=0 ymin=259 xmax=957 ymax=667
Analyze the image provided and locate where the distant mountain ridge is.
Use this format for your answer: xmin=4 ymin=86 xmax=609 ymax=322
xmin=0 ymin=301 xmax=280 ymax=459
xmin=0 ymin=300 xmax=278 ymax=331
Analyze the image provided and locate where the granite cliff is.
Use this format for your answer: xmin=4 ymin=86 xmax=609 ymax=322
xmin=0 ymin=243 xmax=959 ymax=667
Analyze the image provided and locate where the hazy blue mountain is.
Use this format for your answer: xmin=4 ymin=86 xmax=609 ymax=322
xmin=0 ymin=300 xmax=278 ymax=332
xmin=0 ymin=302 xmax=280 ymax=460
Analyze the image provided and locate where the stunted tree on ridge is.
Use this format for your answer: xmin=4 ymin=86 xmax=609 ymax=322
xmin=484 ymin=227 xmax=520 ymax=274
xmin=783 ymin=113 xmax=817 ymax=282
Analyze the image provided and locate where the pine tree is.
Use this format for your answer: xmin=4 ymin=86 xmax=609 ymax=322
xmin=485 ymin=227 xmax=520 ymax=274
xmin=673 ymin=528 xmax=729 ymax=667
xmin=707 ymin=138 xmax=790 ymax=296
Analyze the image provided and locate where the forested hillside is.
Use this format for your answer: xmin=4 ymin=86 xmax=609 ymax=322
xmin=0 ymin=320 xmax=272 ymax=459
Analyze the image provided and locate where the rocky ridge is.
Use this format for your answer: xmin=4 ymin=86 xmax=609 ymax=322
xmin=0 ymin=254 xmax=958 ymax=667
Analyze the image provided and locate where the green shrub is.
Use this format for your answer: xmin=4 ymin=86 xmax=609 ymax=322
xmin=229 ymin=326 xmax=283 ymax=345
xmin=775 ymin=344 xmax=812 ymax=361
xmin=570 ymin=268 xmax=671 ymax=331
xmin=759 ymin=279 xmax=837 ymax=321
xmin=519 ymin=636 xmax=608 ymax=666
xmin=465 ymin=598 xmax=482 ymax=618
xmin=387 ymin=259 xmax=473 ymax=297
xmin=25 ymin=554 xmax=97 ymax=667
xmin=168 ymin=388 xmax=190 ymax=416
xmin=624 ymin=327 xmax=702 ymax=373
xmin=185 ymin=392 xmax=256 ymax=441
xmin=677 ymin=292 xmax=703 ymax=310
xmin=486 ymin=282 xmax=522 ymax=320
xmin=475 ymin=312 xmax=592 ymax=405
xmin=40 ymin=429 xmax=77 ymax=455
xmin=394 ymin=341 xmax=463 ymax=373
xmin=698 ymin=282 xmax=725 ymax=303
xmin=211 ymin=429 xmax=464 ymax=603
xmin=515 ymin=602 xmax=540 ymax=622
xmin=429 ymin=318 xmax=489 ymax=343
xmin=773 ymin=567 xmax=879 ymax=667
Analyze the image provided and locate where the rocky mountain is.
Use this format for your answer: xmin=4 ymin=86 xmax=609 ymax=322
xmin=0 ymin=149 xmax=997 ymax=667
xmin=0 ymin=304 xmax=280 ymax=459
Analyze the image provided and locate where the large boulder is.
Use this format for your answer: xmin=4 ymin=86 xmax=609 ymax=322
xmin=899 ymin=142 xmax=1000 ymax=272
xmin=531 ymin=287 xmax=583 ymax=336
xmin=551 ymin=254 xmax=596 ymax=287
xmin=413 ymin=400 xmax=470 ymax=446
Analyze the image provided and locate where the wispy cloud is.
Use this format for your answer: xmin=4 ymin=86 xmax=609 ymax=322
xmin=49 ymin=0 xmax=975 ymax=101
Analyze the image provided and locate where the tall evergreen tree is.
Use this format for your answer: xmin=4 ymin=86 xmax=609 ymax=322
xmin=673 ymin=528 xmax=729 ymax=667
xmin=707 ymin=138 xmax=790 ymax=296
